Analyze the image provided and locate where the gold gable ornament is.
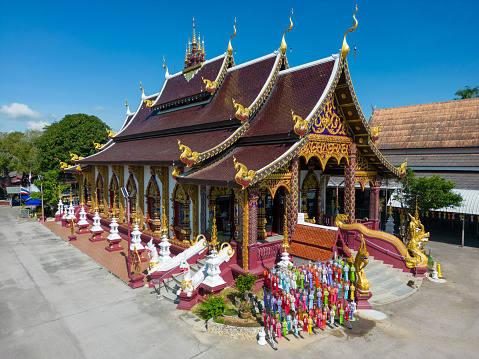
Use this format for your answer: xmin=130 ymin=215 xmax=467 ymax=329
xmin=291 ymin=110 xmax=309 ymax=137
xmin=93 ymin=141 xmax=104 ymax=151
xmin=202 ymin=77 xmax=217 ymax=93
xmin=341 ymin=5 xmax=358 ymax=59
xmin=227 ymin=18 xmax=236 ymax=56
xmin=177 ymin=140 xmax=199 ymax=167
xmin=233 ymin=156 xmax=256 ymax=189
xmin=280 ymin=9 xmax=293 ymax=54
xmin=232 ymin=98 xmax=250 ymax=122
xmin=397 ymin=159 xmax=407 ymax=178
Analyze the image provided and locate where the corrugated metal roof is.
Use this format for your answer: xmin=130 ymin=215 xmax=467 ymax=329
xmin=388 ymin=188 xmax=479 ymax=215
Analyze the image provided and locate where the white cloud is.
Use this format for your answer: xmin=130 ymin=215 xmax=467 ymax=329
xmin=93 ymin=106 xmax=106 ymax=111
xmin=26 ymin=120 xmax=50 ymax=131
xmin=0 ymin=103 xmax=43 ymax=120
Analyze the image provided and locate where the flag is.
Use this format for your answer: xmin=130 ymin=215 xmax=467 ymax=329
xmin=20 ymin=186 xmax=30 ymax=195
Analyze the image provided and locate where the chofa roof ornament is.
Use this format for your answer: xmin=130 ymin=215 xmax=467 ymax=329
xmin=280 ymin=9 xmax=293 ymax=54
xmin=163 ymin=55 xmax=169 ymax=78
xmin=227 ymin=18 xmax=236 ymax=56
xmin=341 ymin=4 xmax=358 ymax=59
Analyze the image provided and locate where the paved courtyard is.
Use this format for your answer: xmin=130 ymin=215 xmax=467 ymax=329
xmin=1 ymin=206 xmax=478 ymax=358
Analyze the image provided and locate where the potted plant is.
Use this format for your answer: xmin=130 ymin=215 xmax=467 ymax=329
xmin=238 ymin=300 xmax=252 ymax=319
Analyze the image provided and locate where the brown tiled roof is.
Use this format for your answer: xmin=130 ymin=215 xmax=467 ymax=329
xmin=289 ymin=224 xmax=336 ymax=261
xmin=369 ymin=98 xmax=479 ymax=149
xmin=384 ymin=153 xmax=479 ymax=168
xmin=245 ymin=59 xmax=335 ymax=138
xmin=78 ymin=129 xmax=235 ymax=165
xmin=179 ymin=143 xmax=293 ymax=185
xmin=156 ymin=56 xmax=225 ymax=105
xmin=118 ymin=54 xmax=278 ymax=138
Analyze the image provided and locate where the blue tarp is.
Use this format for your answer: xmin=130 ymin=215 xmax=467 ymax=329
xmin=21 ymin=195 xmax=30 ymax=200
xmin=24 ymin=199 xmax=41 ymax=206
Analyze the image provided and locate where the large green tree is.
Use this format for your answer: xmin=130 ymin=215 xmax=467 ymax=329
xmin=455 ymin=86 xmax=479 ymax=99
xmin=396 ymin=168 xmax=463 ymax=215
xmin=37 ymin=114 xmax=110 ymax=172
xmin=0 ymin=131 xmax=42 ymax=182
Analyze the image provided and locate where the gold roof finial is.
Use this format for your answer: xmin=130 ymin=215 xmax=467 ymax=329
xmin=192 ymin=17 xmax=196 ymax=44
xmin=140 ymin=80 xmax=145 ymax=98
xmin=341 ymin=4 xmax=358 ymax=59
xmin=163 ymin=55 xmax=169 ymax=77
xmin=227 ymin=18 xmax=236 ymax=56
xmin=197 ymin=32 xmax=201 ymax=51
xmin=281 ymin=9 xmax=293 ymax=54
xmin=188 ymin=38 xmax=191 ymax=55
xmin=185 ymin=45 xmax=188 ymax=61
xmin=202 ymin=36 xmax=205 ymax=55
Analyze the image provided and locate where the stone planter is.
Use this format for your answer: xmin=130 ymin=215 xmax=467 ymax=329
xmin=239 ymin=311 xmax=252 ymax=319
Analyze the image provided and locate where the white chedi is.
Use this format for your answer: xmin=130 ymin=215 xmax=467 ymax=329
xmin=77 ymin=206 xmax=89 ymax=226
xmin=67 ymin=202 xmax=76 ymax=221
xmin=158 ymin=233 xmax=172 ymax=265
xmin=107 ymin=218 xmax=121 ymax=241
xmin=90 ymin=211 xmax=103 ymax=232
xmin=130 ymin=224 xmax=144 ymax=251
xmin=145 ymin=238 xmax=159 ymax=274
xmin=56 ymin=199 xmax=64 ymax=215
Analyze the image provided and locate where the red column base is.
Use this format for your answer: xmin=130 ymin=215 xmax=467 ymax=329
xmin=68 ymin=235 xmax=77 ymax=242
xmin=105 ymin=239 xmax=123 ymax=252
xmin=128 ymin=274 xmax=145 ymax=289
xmin=77 ymin=224 xmax=89 ymax=234
xmin=61 ymin=218 xmax=68 ymax=227
xmin=355 ymin=291 xmax=373 ymax=310
xmin=89 ymin=230 xmax=104 ymax=242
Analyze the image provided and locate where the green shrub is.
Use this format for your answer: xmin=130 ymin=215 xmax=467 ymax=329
xmin=199 ymin=294 xmax=226 ymax=320
xmin=234 ymin=273 xmax=256 ymax=298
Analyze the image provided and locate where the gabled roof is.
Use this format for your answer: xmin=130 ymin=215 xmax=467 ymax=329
xmin=369 ymin=98 xmax=479 ymax=150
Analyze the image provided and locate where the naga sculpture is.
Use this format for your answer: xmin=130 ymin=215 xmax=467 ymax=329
xmin=370 ymin=124 xmax=381 ymax=141
xmin=145 ymin=238 xmax=160 ymax=275
xmin=93 ymin=141 xmax=104 ymax=151
xmin=178 ymin=259 xmax=195 ymax=296
xmin=291 ymin=110 xmax=309 ymax=137
xmin=354 ymin=235 xmax=370 ymax=294
xmin=341 ymin=5 xmax=358 ymax=59
xmin=69 ymin=152 xmax=84 ymax=163
xmin=177 ymin=139 xmax=199 ymax=167
xmin=202 ymin=77 xmax=217 ymax=94
xmin=59 ymin=160 xmax=69 ymax=170
xmin=406 ymin=213 xmax=429 ymax=267
xmin=171 ymin=166 xmax=183 ymax=180
xmin=397 ymin=159 xmax=407 ymax=178
xmin=232 ymin=98 xmax=250 ymax=122
xmin=106 ymin=129 xmax=117 ymax=138
xmin=334 ymin=213 xmax=428 ymax=270
xmin=233 ymin=156 xmax=256 ymax=189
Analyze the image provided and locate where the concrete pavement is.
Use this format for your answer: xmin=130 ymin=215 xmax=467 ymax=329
xmin=1 ymin=206 xmax=478 ymax=358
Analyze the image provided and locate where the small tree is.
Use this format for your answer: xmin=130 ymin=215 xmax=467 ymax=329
xmin=199 ymin=294 xmax=226 ymax=320
xmin=395 ymin=168 xmax=463 ymax=215
xmin=234 ymin=273 xmax=257 ymax=298
xmin=30 ymin=170 xmax=70 ymax=212
xmin=454 ymin=86 xmax=479 ymax=99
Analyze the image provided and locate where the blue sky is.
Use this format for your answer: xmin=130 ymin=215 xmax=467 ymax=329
xmin=1 ymin=0 xmax=478 ymax=133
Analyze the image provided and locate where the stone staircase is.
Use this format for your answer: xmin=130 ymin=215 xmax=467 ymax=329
xmin=156 ymin=258 xmax=207 ymax=303
xmin=362 ymin=255 xmax=423 ymax=306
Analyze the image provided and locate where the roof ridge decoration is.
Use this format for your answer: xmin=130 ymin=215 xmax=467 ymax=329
xmin=341 ymin=5 xmax=358 ymax=59
xmin=163 ymin=56 xmax=169 ymax=78
xmin=232 ymin=98 xmax=250 ymax=122
xmin=125 ymin=98 xmax=133 ymax=116
xmin=227 ymin=18 xmax=236 ymax=56
xmin=202 ymin=76 xmax=217 ymax=94
xmin=178 ymin=139 xmax=199 ymax=167
xmin=280 ymin=9 xmax=293 ymax=54
xmin=291 ymin=110 xmax=309 ymax=137
xmin=140 ymin=81 xmax=155 ymax=108
xmin=233 ymin=156 xmax=256 ymax=189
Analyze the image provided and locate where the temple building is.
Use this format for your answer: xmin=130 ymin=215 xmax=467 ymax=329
xmin=72 ymin=14 xmax=405 ymax=270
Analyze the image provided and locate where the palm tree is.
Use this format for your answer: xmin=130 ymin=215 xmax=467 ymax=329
xmin=455 ymin=86 xmax=479 ymax=99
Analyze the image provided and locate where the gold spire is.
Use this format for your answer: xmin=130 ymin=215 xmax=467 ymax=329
xmin=341 ymin=4 xmax=358 ymax=59
xmin=281 ymin=9 xmax=293 ymax=54
xmin=125 ymin=97 xmax=130 ymax=112
xmin=69 ymin=187 xmax=73 ymax=202
xmin=197 ymin=32 xmax=201 ymax=51
xmin=209 ymin=209 xmax=219 ymax=253
xmin=282 ymin=214 xmax=289 ymax=252
xmin=192 ymin=17 xmax=196 ymax=44
xmin=202 ymin=36 xmax=205 ymax=55
xmin=185 ymin=45 xmax=188 ymax=62
xmin=227 ymin=18 xmax=236 ymax=56
xmin=188 ymin=39 xmax=191 ymax=55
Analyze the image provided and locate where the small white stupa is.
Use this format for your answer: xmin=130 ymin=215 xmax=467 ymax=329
xmin=130 ymin=223 xmax=144 ymax=251
xmin=106 ymin=217 xmax=123 ymax=251
xmin=158 ymin=207 xmax=171 ymax=264
xmin=89 ymin=210 xmax=104 ymax=242
xmin=278 ymin=216 xmax=293 ymax=268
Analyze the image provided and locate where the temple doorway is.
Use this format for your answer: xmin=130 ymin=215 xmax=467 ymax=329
xmin=265 ymin=187 xmax=286 ymax=237
xmin=209 ymin=187 xmax=235 ymax=243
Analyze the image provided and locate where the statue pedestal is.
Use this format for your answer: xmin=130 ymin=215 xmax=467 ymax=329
xmin=89 ymin=230 xmax=104 ymax=242
xmin=202 ymin=253 xmax=226 ymax=288
xmin=76 ymin=223 xmax=89 ymax=234
xmin=128 ymin=274 xmax=145 ymax=289
xmin=55 ymin=214 xmax=61 ymax=224
xmin=355 ymin=291 xmax=372 ymax=310
xmin=68 ymin=235 xmax=77 ymax=242
xmin=105 ymin=238 xmax=123 ymax=252
xmin=278 ymin=251 xmax=292 ymax=268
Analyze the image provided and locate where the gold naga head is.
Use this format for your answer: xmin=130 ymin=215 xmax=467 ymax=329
xmin=227 ymin=18 xmax=236 ymax=55
xmin=281 ymin=9 xmax=293 ymax=53
xmin=341 ymin=5 xmax=358 ymax=59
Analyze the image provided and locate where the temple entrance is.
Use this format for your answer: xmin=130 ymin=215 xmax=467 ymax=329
xmin=301 ymin=171 xmax=321 ymax=224
xmin=96 ymin=174 xmax=104 ymax=213
xmin=209 ymin=187 xmax=235 ymax=243
xmin=109 ymin=174 xmax=119 ymax=217
xmin=146 ymin=177 xmax=161 ymax=233
xmin=265 ymin=187 xmax=286 ymax=237
xmin=173 ymin=183 xmax=191 ymax=242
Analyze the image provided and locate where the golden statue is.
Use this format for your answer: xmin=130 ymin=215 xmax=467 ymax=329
xmin=354 ymin=234 xmax=370 ymax=294
xmin=227 ymin=18 xmax=236 ymax=56
xmin=405 ymin=213 xmax=429 ymax=268
xmin=291 ymin=110 xmax=309 ymax=137
xmin=233 ymin=156 xmax=256 ymax=189
xmin=177 ymin=139 xmax=199 ymax=167
xmin=232 ymin=98 xmax=250 ymax=122
xmin=280 ymin=9 xmax=293 ymax=53
xmin=341 ymin=5 xmax=358 ymax=59
xmin=202 ymin=76 xmax=217 ymax=93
